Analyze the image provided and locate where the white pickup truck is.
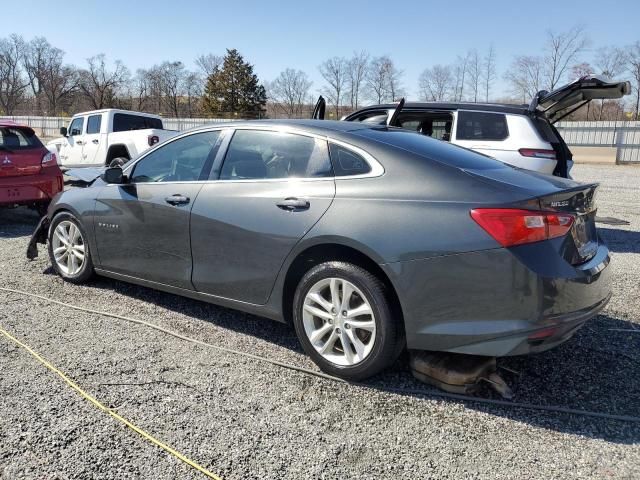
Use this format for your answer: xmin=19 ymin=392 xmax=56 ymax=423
xmin=48 ymin=109 xmax=177 ymax=168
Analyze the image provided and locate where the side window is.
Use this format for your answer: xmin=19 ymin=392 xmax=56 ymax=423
xmin=130 ymin=131 xmax=221 ymax=183
xmin=68 ymin=117 xmax=84 ymax=136
xmin=86 ymin=115 xmax=102 ymax=134
xmin=456 ymin=111 xmax=508 ymax=141
xmin=329 ymin=143 xmax=371 ymax=176
xmin=113 ymin=113 xmax=163 ymax=132
xmin=219 ymin=130 xmax=332 ymax=180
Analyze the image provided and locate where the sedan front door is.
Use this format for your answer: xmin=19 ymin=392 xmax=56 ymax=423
xmin=94 ymin=130 xmax=223 ymax=289
xmin=190 ymin=129 xmax=336 ymax=305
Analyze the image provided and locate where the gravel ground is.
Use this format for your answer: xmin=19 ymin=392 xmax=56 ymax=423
xmin=1 ymin=164 xmax=639 ymax=479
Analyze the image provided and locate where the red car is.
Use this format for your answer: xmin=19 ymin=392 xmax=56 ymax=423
xmin=0 ymin=121 xmax=63 ymax=216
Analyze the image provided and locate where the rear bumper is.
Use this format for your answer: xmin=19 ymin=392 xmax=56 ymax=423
xmin=0 ymin=170 xmax=63 ymax=206
xmin=382 ymin=242 xmax=612 ymax=357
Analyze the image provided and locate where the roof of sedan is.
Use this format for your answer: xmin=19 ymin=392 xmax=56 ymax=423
xmin=188 ymin=119 xmax=375 ymax=135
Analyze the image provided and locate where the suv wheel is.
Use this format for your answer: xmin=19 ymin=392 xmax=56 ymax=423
xmin=48 ymin=212 xmax=94 ymax=283
xmin=293 ymin=261 xmax=402 ymax=381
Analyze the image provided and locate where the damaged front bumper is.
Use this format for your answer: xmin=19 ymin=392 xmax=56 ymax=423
xmin=26 ymin=215 xmax=50 ymax=260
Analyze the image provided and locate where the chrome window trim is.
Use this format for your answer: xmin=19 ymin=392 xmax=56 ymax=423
xmin=118 ymin=124 xmax=385 ymax=185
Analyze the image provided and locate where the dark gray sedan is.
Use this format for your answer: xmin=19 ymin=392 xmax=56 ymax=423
xmin=28 ymin=120 xmax=611 ymax=380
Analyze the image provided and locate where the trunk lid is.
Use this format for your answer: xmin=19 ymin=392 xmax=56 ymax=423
xmin=529 ymin=75 xmax=631 ymax=123
xmin=537 ymin=183 xmax=599 ymax=264
xmin=0 ymin=125 xmax=45 ymax=178
xmin=464 ymin=167 xmax=599 ymax=264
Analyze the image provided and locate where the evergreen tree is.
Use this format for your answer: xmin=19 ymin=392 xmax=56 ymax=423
xmin=202 ymin=49 xmax=266 ymax=118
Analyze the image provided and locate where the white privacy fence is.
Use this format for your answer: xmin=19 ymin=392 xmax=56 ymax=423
xmin=0 ymin=115 xmax=237 ymax=139
xmin=2 ymin=115 xmax=640 ymax=163
xmin=555 ymin=121 xmax=640 ymax=163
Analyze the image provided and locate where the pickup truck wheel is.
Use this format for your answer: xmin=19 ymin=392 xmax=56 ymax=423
xmin=109 ymin=157 xmax=128 ymax=168
xmin=48 ymin=212 xmax=94 ymax=284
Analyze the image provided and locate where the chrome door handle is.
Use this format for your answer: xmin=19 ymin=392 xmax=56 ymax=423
xmin=92 ymin=139 xmax=99 ymax=144
xmin=276 ymin=197 xmax=310 ymax=211
xmin=165 ymin=194 xmax=190 ymax=206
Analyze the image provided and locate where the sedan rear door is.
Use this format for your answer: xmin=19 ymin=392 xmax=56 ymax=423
xmin=190 ymin=128 xmax=336 ymax=305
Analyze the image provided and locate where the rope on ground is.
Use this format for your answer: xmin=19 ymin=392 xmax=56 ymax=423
xmin=0 ymin=323 xmax=222 ymax=480
xmin=2 ymin=286 xmax=639 ymax=424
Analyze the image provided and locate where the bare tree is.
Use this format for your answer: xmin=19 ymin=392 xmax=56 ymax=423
xmin=347 ymin=51 xmax=369 ymax=109
xmin=482 ymin=45 xmax=496 ymax=102
xmin=418 ymin=65 xmax=453 ymax=101
xmin=452 ymin=53 xmax=469 ymax=101
xmin=543 ymin=26 xmax=589 ymax=90
xmin=195 ymin=53 xmax=223 ymax=77
xmin=158 ymin=61 xmax=187 ymax=117
xmin=594 ymin=46 xmax=627 ymax=79
xmin=0 ymin=34 xmax=29 ymax=115
xmin=628 ymin=42 xmax=640 ymax=120
xmin=504 ymin=55 xmax=544 ymax=103
xmin=366 ymin=56 xmax=390 ymax=103
xmin=386 ymin=58 xmax=404 ymax=102
xmin=318 ymin=56 xmax=348 ymax=118
xmin=184 ymin=71 xmax=202 ymax=117
xmin=23 ymin=37 xmax=78 ymax=115
xmin=594 ymin=45 xmax=628 ymax=120
xmin=466 ymin=50 xmax=481 ymax=102
xmin=365 ymin=56 xmax=403 ymax=103
xmin=79 ymin=54 xmax=130 ymax=109
xmin=268 ymin=68 xmax=312 ymax=118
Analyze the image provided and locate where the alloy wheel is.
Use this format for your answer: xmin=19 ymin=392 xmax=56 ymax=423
xmin=51 ymin=220 xmax=86 ymax=276
xmin=302 ymin=277 xmax=376 ymax=366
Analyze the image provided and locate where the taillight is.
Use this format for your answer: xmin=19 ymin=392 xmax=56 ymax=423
xmin=518 ymin=148 xmax=556 ymax=159
xmin=42 ymin=151 xmax=56 ymax=165
xmin=148 ymin=135 xmax=159 ymax=147
xmin=470 ymin=209 xmax=574 ymax=247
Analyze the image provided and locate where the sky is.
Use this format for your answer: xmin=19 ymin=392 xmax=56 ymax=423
xmin=10 ymin=0 xmax=640 ymax=100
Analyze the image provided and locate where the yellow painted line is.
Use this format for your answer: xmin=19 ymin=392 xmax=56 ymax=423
xmin=0 ymin=325 xmax=222 ymax=480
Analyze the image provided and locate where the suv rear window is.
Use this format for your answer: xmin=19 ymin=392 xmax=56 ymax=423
xmin=0 ymin=126 xmax=43 ymax=149
xmin=113 ymin=113 xmax=163 ymax=132
xmin=456 ymin=111 xmax=508 ymax=141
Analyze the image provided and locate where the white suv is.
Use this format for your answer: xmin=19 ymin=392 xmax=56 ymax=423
xmin=336 ymin=76 xmax=630 ymax=178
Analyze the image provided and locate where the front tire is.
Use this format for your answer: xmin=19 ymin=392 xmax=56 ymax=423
xmin=293 ymin=261 xmax=403 ymax=381
xmin=48 ymin=212 xmax=94 ymax=283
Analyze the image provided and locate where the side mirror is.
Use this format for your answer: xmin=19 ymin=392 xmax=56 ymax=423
xmin=103 ymin=166 xmax=124 ymax=184
xmin=60 ymin=126 xmax=68 ymax=137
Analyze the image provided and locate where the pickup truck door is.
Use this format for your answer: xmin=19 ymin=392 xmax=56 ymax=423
xmin=94 ymin=130 xmax=223 ymax=289
xmin=58 ymin=116 xmax=86 ymax=167
xmin=81 ymin=114 xmax=104 ymax=165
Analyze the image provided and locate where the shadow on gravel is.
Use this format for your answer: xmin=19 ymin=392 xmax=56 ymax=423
xmin=0 ymin=208 xmax=40 ymax=238
xmin=599 ymin=228 xmax=640 ymax=254
xmin=373 ymin=313 xmax=640 ymax=445
xmin=82 ymin=276 xmax=640 ymax=444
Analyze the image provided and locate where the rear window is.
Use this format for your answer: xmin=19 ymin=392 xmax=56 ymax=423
xmin=456 ymin=111 xmax=508 ymax=141
xmin=356 ymin=128 xmax=510 ymax=170
xmin=113 ymin=113 xmax=163 ymax=132
xmin=0 ymin=126 xmax=43 ymax=150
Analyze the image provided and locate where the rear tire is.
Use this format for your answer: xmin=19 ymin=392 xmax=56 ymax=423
xmin=48 ymin=212 xmax=94 ymax=284
xmin=292 ymin=261 xmax=403 ymax=381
